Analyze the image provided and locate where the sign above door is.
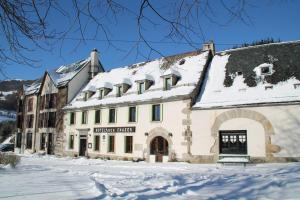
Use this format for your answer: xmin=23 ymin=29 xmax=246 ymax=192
xmin=94 ymin=126 xmax=136 ymax=133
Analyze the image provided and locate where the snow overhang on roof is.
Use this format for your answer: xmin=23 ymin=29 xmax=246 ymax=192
xmin=114 ymin=78 xmax=132 ymax=86
xmin=161 ymin=68 xmax=181 ymax=78
xmin=134 ymin=74 xmax=154 ymax=82
xmin=193 ymin=41 xmax=300 ymax=109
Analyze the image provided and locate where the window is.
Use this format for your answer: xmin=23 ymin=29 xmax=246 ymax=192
xmin=17 ymin=115 xmax=23 ymax=128
xmin=27 ymin=98 xmax=33 ymax=112
xmin=108 ymin=135 xmax=115 ymax=152
xmin=152 ymin=104 xmax=161 ymax=121
xmin=116 ymin=86 xmax=122 ymax=97
xmin=294 ymin=83 xmax=300 ymax=89
xmin=88 ymin=91 xmax=95 ymax=98
xmin=49 ymin=93 xmax=57 ymax=108
xmin=164 ymin=77 xmax=172 ymax=90
xmin=128 ymin=106 xmax=136 ymax=122
xmin=70 ymin=112 xmax=75 ymax=125
xmin=94 ymin=135 xmax=100 ymax=151
xmin=26 ymin=133 xmax=33 ymax=149
xmin=99 ymin=89 xmax=104 ymax=99
xmin=84 ymin=92 xmax=88 ymax=101
xmin=261 ymin=66 xmax=270 ymax=74
xmin=27 ymin=114 xmax=34 ymax=128
xmin=16 ymin=133 xmax=22 ymax=148
xmin=109 ymin=108 xmax=116 ymax=123
xmin=219 ymin=131 xmax=247 ymax=154
xmin=138 ymin=82 xmax=145 ymax=94
xmin=81 ymin=111 xmax=88 ymax=124
xmin=47 ymin=112 xmax=56 ymax=127
xmin=40 ymin=133 xmax=46 ymax=150
xmin=40 ymin=96 xmax=45 ymax=110
xmin=38 ymin=113 xmax=44 ymax=128
xmin=95 ymin=110 xmax=101 ymax=124
xmin=69 ymin=135 xmax=74 ymax=149
xmin=125 ymin=136 xmax=133 ymax=153
xmin=18 ymin=100 xmax=23 ymax=112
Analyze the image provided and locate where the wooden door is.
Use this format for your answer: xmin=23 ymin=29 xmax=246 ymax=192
xmin=79 ymin=138 xmax=87 ymax=156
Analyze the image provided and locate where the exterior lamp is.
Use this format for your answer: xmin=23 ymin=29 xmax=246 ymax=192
xmin=145 ymin=132 xmax=149 ymax=136
xmin=168 ymin=132 xmax=173 ymax=137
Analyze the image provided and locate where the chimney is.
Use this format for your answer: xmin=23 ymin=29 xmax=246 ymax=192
xmin=202 ymin=40 xmax=215 ymax=56
xmin=90 ymin=48 xmax=100 ymax=79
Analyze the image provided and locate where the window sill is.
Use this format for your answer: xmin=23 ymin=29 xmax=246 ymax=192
xmin=151 ymin=120 xmax=162 ymax=123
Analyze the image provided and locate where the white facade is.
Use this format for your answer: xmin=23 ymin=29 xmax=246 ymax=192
xmin=64 ymin=100 xmax=190 ymax=162
xmin=191 ymin=104 xmax=300 ymax=162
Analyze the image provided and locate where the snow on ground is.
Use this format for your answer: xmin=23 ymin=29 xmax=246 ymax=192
xmin=0 ymin=155 xmax=300 ymax=200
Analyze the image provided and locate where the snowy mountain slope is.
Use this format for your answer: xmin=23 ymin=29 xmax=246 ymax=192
xmin=0 ymin=155 xmax=299 ymax=200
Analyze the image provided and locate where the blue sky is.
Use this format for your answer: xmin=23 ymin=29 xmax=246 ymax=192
xmin=1 ymin=1 xmax=300 ymax=80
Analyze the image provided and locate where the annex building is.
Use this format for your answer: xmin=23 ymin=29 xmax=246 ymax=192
xmin=16 ymin=41 xmax=300 ymax=163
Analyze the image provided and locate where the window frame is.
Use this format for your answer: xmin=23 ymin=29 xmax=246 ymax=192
xmin=125 ymin=136 xmax=133 ymax=154
xmin=70 ymin=112 xmax=75 ymax=125
xmin=128 ymin=106 xmax=136 ymax=123
xmin=99 ymin=89 xmax=104 ymax=99
xmin=164 ymin=77 xmax=172 ymax=90
xmin=27 ymin=98 xmax=33 ymax=112
xmin=108 ymin=108 xmax=116 ymax=123
xmin=94 ymin=135 xmax=100 ymax=151
xmin=151 ymin=104 xmax=161 ymax=122
xmin=94 ymin=110 xmax=101 ymax=124
xmin=81 ymin=111 xmax=88 ymax=124
xmin=116 ymin=85 xmax=123 ymax=97
xmin=138 ymin=82 xmax=145 ymax=94
xmin=108 ymin=135 xmax=115 ymax=153
xmin=26 ymin=132 xmax=33 ymax=149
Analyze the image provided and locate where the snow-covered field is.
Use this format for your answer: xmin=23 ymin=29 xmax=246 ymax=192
xmin=1 ymin=155 xmax=300 ymax=200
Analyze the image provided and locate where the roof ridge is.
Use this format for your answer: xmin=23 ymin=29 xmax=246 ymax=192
xmin=217 ymin=40 xmax=300 ymax=54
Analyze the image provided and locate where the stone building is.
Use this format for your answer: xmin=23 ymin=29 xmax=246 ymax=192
xmin=15 ymin=50 xmax=103 ymax=155
xmin=16 ymin=40 xmax=300 ymax=163
xmin=191 ymin=41 xmax=300 ymax=163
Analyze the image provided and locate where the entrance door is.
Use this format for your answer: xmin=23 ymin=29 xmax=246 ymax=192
xmin=79 ymin=138 xmax=87 ymax=156
xmin=150 ymin=136 xmax=168 ymax=162
xmin=219 ymin=130 xmax=247 ymax=154
xmin=47 ymin=133 xmax=53 ymax=154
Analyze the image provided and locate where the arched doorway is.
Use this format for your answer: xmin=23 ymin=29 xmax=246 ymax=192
xmin=210 ymin=109 xmax=279 ymax=162
xmin=150 ymin=136 xmax=169 ymax=162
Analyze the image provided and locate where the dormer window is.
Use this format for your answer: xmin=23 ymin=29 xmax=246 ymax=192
xmin=97 ymin=84 xmax=112 ymax=100
xmin=135 ymin=75 xmax=154 ymax=95
xmin=138 ymin=82 xmax=145 ymax=94
xmin=99 ymin=89 xmax=104 ymax=99
xmin=84 ymin=91 xmax=95 ymax=101
xmin=115 ymin=82 xmax=131 ymax=97
xmin=261 ymin=66 xmax=270 ymax=75
xmin=164 ymin=77 xmax=172 ymax=90
xmin=88 ymin=91 xmax=95 ymax=98
xmin=294 ymin=84 xmax=300 ymax=89
xmin=161 ymin=68 xmax=180 ymax=91
xmin=116 ymin=85 xmax=123 ymax=97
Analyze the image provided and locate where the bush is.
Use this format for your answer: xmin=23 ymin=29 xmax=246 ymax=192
xmin=0 ymin=153 xmax=20 ymax=168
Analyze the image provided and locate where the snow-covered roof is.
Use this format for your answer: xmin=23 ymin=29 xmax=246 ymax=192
xmin=66 ymin=50 xmax=210 ymax=109
xmin=23 ymin=81 xmax=41 ymax=95
xmin=23 ymin=58 xmax=91 ymax=96
xmin=48 ymin=58 xmax=90 ymax=87
xmin=194 ymin=41 xmax=300 ymax=109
